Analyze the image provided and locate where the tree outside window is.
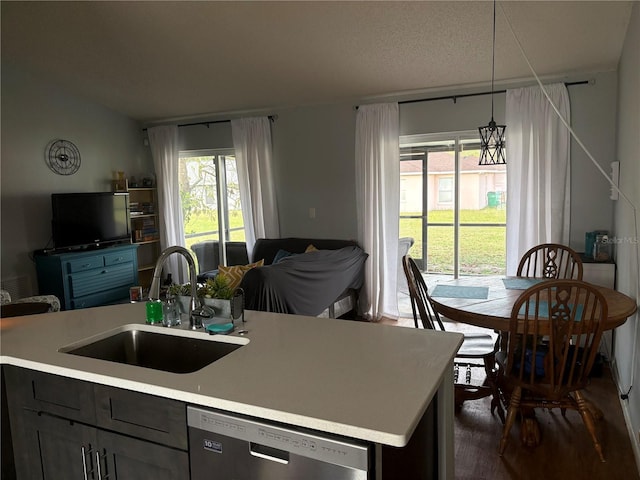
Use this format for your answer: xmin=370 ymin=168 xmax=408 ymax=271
xmin=178 ymin=150 xmax=245 ymax=252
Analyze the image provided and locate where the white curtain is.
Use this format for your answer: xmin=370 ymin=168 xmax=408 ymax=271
xmin=231 ymin=117 xmax=280 ymax=257
xmin=147 ymin=125 xmax=188 ymax=282
xmin=355 ymin=103 xmax=400 ymax=321
xmin=505 ymin=83 xmax=571 ymax=275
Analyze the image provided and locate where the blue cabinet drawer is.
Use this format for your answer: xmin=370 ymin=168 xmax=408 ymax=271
xmin=70 ymin=286 xmax=133 ymax=309
xmin=69 ymin=264 xmax=136 ymax=298
xmin=67 ymin=256 xmax=105 ymax=273
xmin=104 ymin=249 xmax=135 ymax=266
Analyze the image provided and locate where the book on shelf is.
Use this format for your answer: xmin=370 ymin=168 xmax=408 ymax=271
xmin=141 ymin=202 xmax=155 ymax=214
xmin=134 ymin=229 xmax=159 ymax=242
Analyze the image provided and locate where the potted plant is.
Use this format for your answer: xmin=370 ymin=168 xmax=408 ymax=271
xmin=167 ymin=282 xmax=194 ymax=315
xmin=198 ymin=275 xmax=234 ymax=318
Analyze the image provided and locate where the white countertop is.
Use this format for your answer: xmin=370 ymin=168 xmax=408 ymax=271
xmin=0 ymin=303 xmax=462 ymax=447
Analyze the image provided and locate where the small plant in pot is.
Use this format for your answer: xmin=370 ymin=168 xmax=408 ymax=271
xmin=167 ymin=282 xmax=192 ymax=297
xmin=198 ymin=275 xmax=234 ymax=318
xmin=167 ymin=282 xmax=194 ymax=314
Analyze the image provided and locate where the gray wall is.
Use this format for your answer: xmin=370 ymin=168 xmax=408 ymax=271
xmin=569 ymin=72 xmax=620 ymax=249
xmin=272 ymin=104 xmax=358 ymax=240
xmin=613 ymin=1 xmax=640 ymax=459
xmin=176 ymin=104 xmax=359 ymax=241
xmin=1 ymin=64 xmax=152 ymax=296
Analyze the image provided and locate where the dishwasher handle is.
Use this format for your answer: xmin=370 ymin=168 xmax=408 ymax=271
xmin=249 ymin=442 xmax=290 ymax=464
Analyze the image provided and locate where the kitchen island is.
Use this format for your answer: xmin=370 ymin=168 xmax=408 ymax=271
xmin=1 ymin=302 xmax=462 ymax=479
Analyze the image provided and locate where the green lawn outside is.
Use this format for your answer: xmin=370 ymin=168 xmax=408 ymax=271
xmin=401 ymin=208 xmax=506 ymax=275
xmin=185 ymin=208 xmax=506 ymax=275
xmin=184 ymin=210 xmax=245 ymax=249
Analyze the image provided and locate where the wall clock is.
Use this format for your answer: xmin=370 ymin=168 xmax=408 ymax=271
xmin=45 ymin=139 xmax=81 ymax=175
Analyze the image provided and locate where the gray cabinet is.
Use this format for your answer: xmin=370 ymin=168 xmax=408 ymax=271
xmin=98 ymin=430 xmax=188 ymax=480
xmin=3 ymin=366 xmax=188 ymax=480
xmin=19 ymin=411 xmax=96 ymax=479
xmin=34 ymin=244 xmax=139 ymax=310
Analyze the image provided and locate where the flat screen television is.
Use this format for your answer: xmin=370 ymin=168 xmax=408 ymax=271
xmin=51 ymin=192 xmax=131 ymax=250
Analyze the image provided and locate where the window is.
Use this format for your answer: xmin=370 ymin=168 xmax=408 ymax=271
xmin=437 ymin=177 xmax=454 ymax=204
xmin=178 ymin=149 xmax=245 ymax=254
xmin=399 ymin=131 xmax=506 ymax=277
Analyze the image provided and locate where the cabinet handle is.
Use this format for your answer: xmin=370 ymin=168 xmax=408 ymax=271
xmin=96 ymin=449 xmax=111 ymax=479
xmin=95 ymin=451 xmax=102 ymax=480
xmin=81 ymin=445 xmax=92 ymax=480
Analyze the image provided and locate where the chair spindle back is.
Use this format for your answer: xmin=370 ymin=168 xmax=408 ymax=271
xmin=506 ymin=280 xmax=607 ymax=399
xmin=402 ymin=255 xmax=445 ymax=331
xmin=517 ymin=243 xmax=583 ymax=280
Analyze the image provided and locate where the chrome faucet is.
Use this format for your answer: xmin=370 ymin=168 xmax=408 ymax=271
xmin=148 ymin=245 xmax=214 ymax=329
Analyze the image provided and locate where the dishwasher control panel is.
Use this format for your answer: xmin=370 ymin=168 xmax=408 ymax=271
xmin=187 ymin=406 xmax=370 ymax=471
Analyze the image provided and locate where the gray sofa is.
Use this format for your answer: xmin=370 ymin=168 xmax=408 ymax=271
xmin=191 ymin=238 xmax=368 ymax=318
xmin=241 ymin=238 xmax=368 ymax=318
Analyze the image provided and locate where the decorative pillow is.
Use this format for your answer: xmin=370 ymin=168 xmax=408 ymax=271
xmin=218 ymin=260 xmax=264 ymax=290
xmin=305 ymin=244 xmax=318 ymax=253
xmin=273 ymin=249 xmax=295 ymax=264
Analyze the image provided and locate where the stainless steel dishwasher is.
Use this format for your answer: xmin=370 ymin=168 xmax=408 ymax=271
xmin=187 ymin=406 xmax=371 ymax=479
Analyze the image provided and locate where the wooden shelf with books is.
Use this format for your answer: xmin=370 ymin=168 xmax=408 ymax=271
xmin=128 ymin=187 xmax=161 ymax=293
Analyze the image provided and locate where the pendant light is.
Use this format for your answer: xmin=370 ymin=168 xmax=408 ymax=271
xmin=478 ymin=0 xmax=506 ymax=166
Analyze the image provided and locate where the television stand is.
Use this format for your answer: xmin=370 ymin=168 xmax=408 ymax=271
xmin=34 ymin=244 xmax=139 ymax=310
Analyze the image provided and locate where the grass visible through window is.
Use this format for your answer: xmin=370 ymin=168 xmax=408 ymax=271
xmin=400 ymin=208 xmax=506 ymax=275
xmin=184 ymin=210 xmax=245 ymax=248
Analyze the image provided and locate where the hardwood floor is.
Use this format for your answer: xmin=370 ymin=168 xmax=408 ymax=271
xmin=381 ymin=316 xmax=640 ymax=479
xmin=453 ymin=367 xmax=638 ymax=480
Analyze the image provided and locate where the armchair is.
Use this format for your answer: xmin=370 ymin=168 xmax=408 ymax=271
xmin=1 ymin=290 xmax=60 ymax=317
xmin=190 ymin=241 xmax=250 ymax=281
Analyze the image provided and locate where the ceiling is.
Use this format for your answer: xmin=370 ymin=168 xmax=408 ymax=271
xmin=1 ymin=1 xmax=634 ymax=124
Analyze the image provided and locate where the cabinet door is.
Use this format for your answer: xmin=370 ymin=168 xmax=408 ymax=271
xmin=3 ymin=365 xmax=95 ymax=424
xmin=13 ymin=411 xmax=189 ymax=480
xmin=94 ymin=384 xmax=187 ymax=449
xmin=98 ymin=429 xmax=189 ymax=480
xmin=15 ymin=411 xmax=98 ymax=480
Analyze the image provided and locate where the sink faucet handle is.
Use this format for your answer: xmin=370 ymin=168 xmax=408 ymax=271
xmin=190 ymin=304 xmax=216 ymax=329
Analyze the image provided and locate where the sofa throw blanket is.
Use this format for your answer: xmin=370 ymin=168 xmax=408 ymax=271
xmin=241 ymin=246 xmax=368 ymax=316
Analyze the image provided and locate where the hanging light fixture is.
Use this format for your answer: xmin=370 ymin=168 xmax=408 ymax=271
xmin=478 ymin=0 xmax=506 ymax=165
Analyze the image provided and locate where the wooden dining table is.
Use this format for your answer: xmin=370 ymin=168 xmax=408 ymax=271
xmin=428 ymin=276 xmax=637 ymax=332
xmin=429 ymin=276 xmax=637 ymax=447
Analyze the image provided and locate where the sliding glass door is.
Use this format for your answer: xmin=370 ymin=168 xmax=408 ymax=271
xmin=178 ymin=149 xmax=245 ymax=264
xmin=400 ymin=132 xmax=506 ymax=277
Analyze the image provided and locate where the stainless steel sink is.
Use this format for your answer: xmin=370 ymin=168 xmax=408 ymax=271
xmin=60 ymin=325 xmax=247 ymax=374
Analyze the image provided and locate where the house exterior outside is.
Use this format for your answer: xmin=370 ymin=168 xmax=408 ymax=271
xmin=400 ymin=151 xmax=507 ymax=214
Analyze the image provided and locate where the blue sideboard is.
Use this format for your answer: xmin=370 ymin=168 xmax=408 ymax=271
xmin=35 ymin=244 xmax=139 ymax=310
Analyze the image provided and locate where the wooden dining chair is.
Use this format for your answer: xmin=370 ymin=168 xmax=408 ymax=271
xmin=402 ymin=255 xmax=504 ymax=421
xmin=497 ymin=280 xmax=607 ymax=461
xmin=517 ymin=243 xmax=583 ymax=280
